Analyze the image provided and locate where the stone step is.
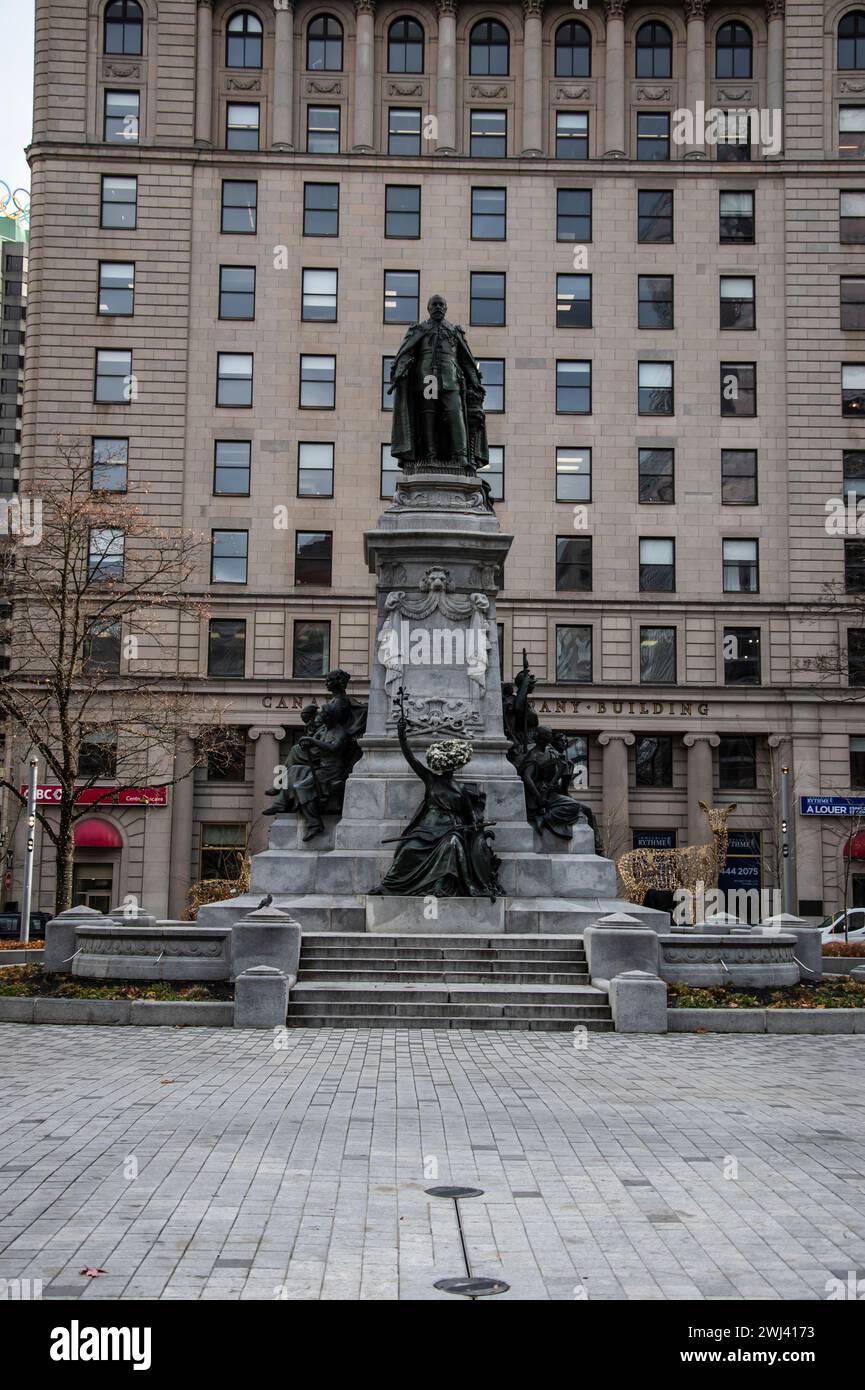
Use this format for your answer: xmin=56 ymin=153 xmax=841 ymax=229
xmin=300 ymin=933 xmax=586 ymax=951
xmin=290 ymin=982 xmax=604 ymax=1006
xmin=299 ymin=948 xmax=587 ymax=965
xmin=286 ymin=1014 xmax=614 ymax=1032
xmin=297 ymin=968 xmax=591 ymax=985
xmin=288 ymin=1000 xmax=612 ymax=1020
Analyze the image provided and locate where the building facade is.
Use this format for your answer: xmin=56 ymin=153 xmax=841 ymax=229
xmin=12 ymin=0 xmax=865 ymax=918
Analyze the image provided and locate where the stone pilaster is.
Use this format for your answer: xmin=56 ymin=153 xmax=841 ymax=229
xmin=602 ymin=0 xmax=626 ymax=158
xmin=684 ymin=0 xmax=707 ymax=159
xmin=521 ymin=0 xmax=545 ymax=156
xmin=766 ymin=0 xmax=785 ymax=152
xmin=194 ymin=0 xmax=214 ymax=147
xmin=598 ymin=731 xmax=634 ymax=862
xmin=168 ymin=733 xmax=196 ymax=919
xmin=353 ymin=0 xmax=376 ymax=152
xmin=272 ymin=0 xmax=295 ymax=150
xmin=248 ymin=726 xmax=286 ymax=855
xmin=683 ymin=733 xmax=720 ymax=846
xmin=435 ymin=0 xmax=458 ymax=154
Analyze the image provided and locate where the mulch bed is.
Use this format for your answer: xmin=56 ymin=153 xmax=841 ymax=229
xmin=0 ymin=939 xmax=44 ymax=950
xmin=668 ymin=978 xmax=865 ymax=1010
xmin=0 ymin=965 xmax=233 ymax=1001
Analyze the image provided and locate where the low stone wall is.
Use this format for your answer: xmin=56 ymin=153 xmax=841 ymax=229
xmin=822 ymin=957 xmax=862 ymax=976
xmin=72 ymin=925 xmax=231 ymax=981
xmin=658 ymin=933 xmax=799 ymax=988
xmin=0 ymin=949 xmax=44 ymax=966
xmin=669 ymin=1007 xmax=865 ymax=1034
xmin=0 ymin=998 xmax=233 ymax=1026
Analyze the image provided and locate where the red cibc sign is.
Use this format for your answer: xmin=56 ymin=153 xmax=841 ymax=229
xmin=21 ymin=785 xmax=169 ymax=807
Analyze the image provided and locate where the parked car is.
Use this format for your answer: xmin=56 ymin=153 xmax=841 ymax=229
xmin=0 ymin=911 xmax=50 ymax=939
xmin=820 ymin=909 xmax=865 ymax=944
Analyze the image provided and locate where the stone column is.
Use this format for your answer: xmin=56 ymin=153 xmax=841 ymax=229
xmin=598 ymin=731 xmax=635 ymax=863
xmin=765 ymin=0 xmax=785 ymax=152
xmin=194 ymin=0 xmax=214 ymax=147
xmin=521 ymin=0 xmax=545 ymax=156
xmin=353 ymin=0 xmax=376 ymax=152
xmin=435 ymin=0 xmax=458 ymax=154
xmin=684 ymin=0 xmax=707 ymax=158
xmin=683 ymin=733 xmax=720 ymax=846
xmin=272 ymin=0 xmax=295 ymax=150
xmin=779 ymin=729 xmax=823 ymax=913
xmin=168 ymin=733 xmax=196 ymax=920
xmin=602 ymin=0 xmax=626 ymax=158
xmin=248 ymin=727 xmax=286 ymax=856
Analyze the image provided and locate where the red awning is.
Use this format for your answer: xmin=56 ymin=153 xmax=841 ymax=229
xmin=74 ymin=819 xmax=122 ymax=850
xmin=844 ymin=830 xmax=865 ymax=859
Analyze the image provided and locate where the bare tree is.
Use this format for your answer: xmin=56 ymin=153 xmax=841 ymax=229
xmin=0 ymin=438 xmax=231 ymax=913
xmin=799 ymin=577 xmax=864 ymax=702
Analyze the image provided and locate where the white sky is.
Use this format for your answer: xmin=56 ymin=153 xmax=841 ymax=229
xmin=0 ymin=0 xmax=35 ymax=200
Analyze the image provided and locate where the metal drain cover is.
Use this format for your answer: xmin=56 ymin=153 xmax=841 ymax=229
xmin=425 ymin=1186 xmax=484 ymax=1199
xmin=434 ymin=1276 xmax=509 ymax=1298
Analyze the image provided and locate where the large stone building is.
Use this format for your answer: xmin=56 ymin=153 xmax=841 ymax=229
xmin=11 ymin=0 xmax=865 ymax=918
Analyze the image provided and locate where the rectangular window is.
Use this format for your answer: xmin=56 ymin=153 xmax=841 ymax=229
xmin=219 ymin=265 xmax=256 ymax=319
xmin=304 ymin=182 xmax=339 ymax=235
xmin=638 ymin=448 xmax=674 ymax=504
xmin=719 ymin=190 xmax=754 ymax=242
xmin=557 ymin=188 xmax=591 ymax=242
xmin=302 ymin=267 xmax=337 ymax=321
xmin=382 ymin=356 xmax=395 ymax=411
xmin=724 ymin=626 xmax=761 ymax=685
xmin=720 ymin=275 xmax=755 ymax=329
xmin=717 ymin=111 xmax=751 ymax=161
xmin=844 ymin=449 xmax=865 ymax=501
xmin=381 ymin=443 xmax=401 ymax=498
xmin=841 ymin=190 xmax=865 ymax=243
xmin=295 ymin=531 xmax=333 ymax=585
xmin=556 ymin=446 xmax=591 ymax=501
xmin=206 ymin=731 xmax=247 ymax=782
xmin=638 ymin=275 xmax=673 ymax=329
xmin=199 ymin=823 xmax=247 ymax=879
xmin=639 ymin=537 xmax=675 ymax=591
xmin=388 ymin=107 xmax=421 ymax=155
xmin=470 ymin=272 xmax=505 ymax=325
xmin=479 ymin=444 xmax=504 ymax=502
xmin=840 ymin=107 xmax=865 ymax=158
xmin=83 ymin=620 xmax=122 ymax=675
xmin=556 ymin=625 xmax=592 ymax=683
xmin=227 ymin=102 xmax=260 ymax=151
xmin=851 ymin=734 xmax=865 ymax=784
xmin=293 ymin=620 xmax=331 ymax=679
xmin=556 ymin=112 xmax=588 ymax=159
xmin=221 ymin=180 xmax=257 ymax=234
xmin=638 ymin=189 xmax=673 ymax=242
xmin=846 ymin=539 xmax=865 ymax=591
xmin=384 ymin=270 xmax=419 ymax=323
xmin=94 ymin=349 xmax=131 ymax=403
xmin=640 ymin=627 xmax=676 ymax=683
xmin=298 ymin=441 xmax=334 ymax=497
xmin=104 ymin=89 xmax=139 ymax=143
xmin=842 ymin=276 xmax=865 ymax=330
xmin=386 ymin=185 xmax=421 ymax=237
xmin=849 ymin=631 xmax=865 ymax=685
xmin=471 ymin=186 xmax=506 ymax=239
xmin=556 ymin=535 xmax=592 ymax=591
xmin=211 ymin=529 xmax=248 ymax=584
xmin=216 ymin=352 xmax=253 ymax=407
xmin=719 ymin=735 xmax=757 ymax=789
xmin=721 ymin=449 xmax=758 ymax=504
xmin=213 ymin=440 xmax=251 ymax=496
xmin=636 ymin=735 xmax=673 ymax=786
xmin=723 ymin=538 xmax=759 ymax=592
xmin=470 ymin=109 xmax=506 ymax=157
xmin=98 ymin=261 xmax=134 ymax=315
xmin=720 ymin=362 xmax=756 ymax=416
xmin=208 ymin=618 xmax=246 ymax=677
xmin=637 ymin=113 xmax=670 ymax=160
xmin=88 ymin=526 xmax=125 ymax=581
xmin=101 ymin=175 xmax=137 ymax=228
xmin=843 ymin=362 xmax=865 ymax=414
xmin=307 ymin=106 xmax=340 ymax=154
xmin=91 ymin=437 xmax=128 ymax=492
xmin=79 ymin=729 xmax=118 ymax=780
xmin=557 ymin=273 xmax=591 ymax=328
xmin=477 ymin=358 xmax=504 ymax=412
xmin=556 ymin=360 xmax=591 ymax=413
xmin=638 ymin=361 xmax=673 ymax=414
xmin=300 ymin=354 xmax=335 ymax=408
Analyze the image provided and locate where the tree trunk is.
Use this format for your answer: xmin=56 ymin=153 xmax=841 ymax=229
xmin=54 ymin=802 xmax=76 ymax=916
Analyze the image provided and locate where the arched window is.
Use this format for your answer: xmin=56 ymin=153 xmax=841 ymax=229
xmin=715 ymin=21 xmax=752 ymax=79
xmin=555 ymin=20 xmax=591 ymax=78
xmin=226 ymin=11 xmax=263 ymax=69
xmin=307 ymin=14 xmax=343 ymax=72
xmin=635 ymin=22 xmax=672 ymax=79
xmin=839 ymin=11 xmax=865 ymax=69
xmin=388 ymin=17 xmax=424 ymax=73
xmin=469 ymin=19 xmax=509 ymax=77
xmin=104 ymin=0 xmax=143 ymax=56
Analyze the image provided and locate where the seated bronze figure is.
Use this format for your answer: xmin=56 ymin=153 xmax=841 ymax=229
xmin=263 ymin=668 xmax=366 ymax=840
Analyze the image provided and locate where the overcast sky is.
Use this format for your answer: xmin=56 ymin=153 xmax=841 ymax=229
xmin=0 ymin=0 xmax=35 ymax=202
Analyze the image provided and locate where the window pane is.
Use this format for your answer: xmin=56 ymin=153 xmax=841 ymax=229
xmin=227 ymin=103 xmax=259 ymax=151
xmin=298 ymin=441 xmax=334 ymax=496
xmin=296 ymin=531 xmax=333 ymax=585
xmin=472 ymin=187 xmax=506 ymax=238
xmin=471 ymin=272 xmax=505 ymax=325
xmin=388 ymin=108 xmax=421 ymax=155
xmin=556 ymin=112 xmax=588 ymax=159
xmin=638 ymin=189 xmax=672 ymax=242
xmin=92 ymin=437 xmax=128 ymax=491
xmin=208 ymin=618 xmax=246 ymax=677
xmin=104 ymin=89 xmax=139 ymax=143
xmin=557 ymin=274 xmax=591 ymax=327
xmin=307 ymin=106 xmax=340 ymax=154
xmin=381 ymin=442 xmax=401 ymax=497
xmin=719 ymin=735 xmax=756 ymax=788
xmin=384 ymin=270 xmax=419 ymax=323
xmin=636 ymin=735 xmax=673 ymax=787
xmin=724 ymin=626 xmax=761 ymax=685
xmin=638 ymin=448 xmax=674 ymax=503
xmin=557 ymin=188 xmax=591 ymax=241
xmin=556 ymin=446 xmax=591 ymax=501
xmin=217 ymin=353 xmax=253 ymax=406
xmin=293 ymin=621 xmax=331 ymax=678
xmin=478 ymin=358 xmax=504 ymax=411
xmin=222 ymin=180 xmax=257 ymax=233
xmin=98 ymin=262 xmax=134 ymax=315
xmin=721 ymin=449 xmax=757 ymax=503
xmin=556 ymin=360 xmax=591 ymax=412
xmin=640 ymin=627 xmax=676 ymax=683
xmin=304 ymin=182 xmax=339 ymax=235
xmin=219 ymin=265 xmax=255 ymax=319
xmin=300 ymin=355 xmax=335 ymax=407
xmin=101 ymin=176 xmax=137 ymax=228
xmin=556 ymin=625 xmax=592 ymax=682
xmin=556 ymin=535 xmax=592 ymax=590
xmin=637 ymin=113 xmax=669 ymax=160
xmin=638 ymin=275 xmax=673 ymax=328
xmin=214 ymin=440 xmax=251 ymax=495
xmin=386 ymin=184 xmax=421 ymax=237
xmin=211 ymin=529 xmax=248 ymax=584
xmin=302 ymin=268 xmax=337 ymax=320
xmin=470 ymin=109 xmax=507 ymax=157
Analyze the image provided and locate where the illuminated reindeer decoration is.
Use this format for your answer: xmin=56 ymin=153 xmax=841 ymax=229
xmin=617 ymin=802 xmax=737 ymax=906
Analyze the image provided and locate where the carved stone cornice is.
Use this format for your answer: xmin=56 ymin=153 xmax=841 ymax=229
xmin=683 ymin=733 xmax=720 ymax=749
xmin=436 ymin=0 xmax=458 ymax=16
xmin=765 ymin=0 xmax=785 ymax=17
xmin=273 ymin=0 xmax=295 ymax=12
xmin=598 ymin=731 xmax=636 ymax=747
xmin=249 ymin=726 xmax=287 ymax=742
xmin=523 ymin=0 xmax=545 ymax=18
xmin=354 ymin=0 xmax=376 ymax=14
xmin=683 ymin=0 xmax=707 ymax=20
xmin=603 ymin=0 xmax=626 ymax=20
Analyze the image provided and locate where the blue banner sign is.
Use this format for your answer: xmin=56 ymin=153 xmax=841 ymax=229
xmin=633 ymin=829 xmax=676 ymax=849
xmin=800 ymin=797 xmax=865 ymax=817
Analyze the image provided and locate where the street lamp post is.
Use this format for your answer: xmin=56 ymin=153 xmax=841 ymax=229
xmin=19 ymin=758 xmax=38 ymax=944
xmin=780 ymin=765 xmax=796 ymax=915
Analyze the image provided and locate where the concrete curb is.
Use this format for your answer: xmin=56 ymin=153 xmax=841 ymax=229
xmin=0 ymin=950 xmax=45 ymax=966
xmin=0 ymin=997 xmax=234 ymax=1026
xmin=669 ymin=1007 xmax=865 ymax=1034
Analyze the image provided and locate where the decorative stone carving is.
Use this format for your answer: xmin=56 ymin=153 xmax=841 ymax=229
xmin=399 ymin=695 xmax=480 ymax=734
xmin=765 ymin=0 xmax=784 ymax=17
xmin=103 ymin=62 xmax=141 ymax=78
xmin=716 ymin=87 xmax=753 ymax=101
xmin=635 ymin=86 xmax=672 ymax=101
xmin=555 ymin=86 xmax=591 ymax=101
xmin=840 ymin=79 xmax=865 ymax=94
xmin=470 ymin=85 xmax=509 ymax=99
xmin=376 ymin=569 xmax=491 ymax=699
xmin=378 ymin=560 xmax=408 ymax=586
xmin=523 ymin=0 xmax=545 ymax=16
xmin=308 ymin=79 xmax=342 ymax=94
xmin=355 ymin=0 xmax=376 ymax=12
xmin=683 ymin=0 xmax=706 ymax=19
xmin=390 ymin=485 xmax=488 ymax=512
xmin=436 ymin=0 xmax=458 ymax=14
xmin=227 ymin=76 xmax=262 ymax=91
xmin=388 ymin=82 xmax=424 ymax=96
xmin=603 ymin=0 xmax=626 ymax=18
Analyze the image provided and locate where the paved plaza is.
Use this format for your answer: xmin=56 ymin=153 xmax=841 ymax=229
xmin=0 ymin=1025 xmax=864 ymax=1301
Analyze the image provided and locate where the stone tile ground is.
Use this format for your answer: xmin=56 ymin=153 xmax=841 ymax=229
xmin=0 ymin=1025 xmax=863 ymax=1301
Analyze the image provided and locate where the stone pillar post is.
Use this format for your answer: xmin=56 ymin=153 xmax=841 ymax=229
xmin=194 ymin=0 xmax=214 ymax=147
xmin=272 ymin=0 xmax=295 ymax=150
xmin=521 ymin=0 xmax=545 ymax=156
xmin=248 ymin=726 xmax=286 ymax=856
xmin=435 ymin=0 xmax=458 ymax=154
xmin=598 ymin=731 xmax=634 ymax=863
xmin=684 ymin=0 xmax=707 ymax=158
xmin=683 ymin=733 xmax=720 ymax=846
xmin=168 ymin=733 xmax=196 ymax=920
xmin=353 ymin=0 xmax=376 ymax=152
xmin=602 ymin=0 xmax=626 ymax=158
xmin=765 ymin=0 xmax=785 ymax=151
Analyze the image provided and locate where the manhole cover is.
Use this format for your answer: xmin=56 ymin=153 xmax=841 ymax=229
xmin=434 ymin=1277 xmax=509 ymax=1298
xmin=425 ymin=1185 xmax=484 ymax=1199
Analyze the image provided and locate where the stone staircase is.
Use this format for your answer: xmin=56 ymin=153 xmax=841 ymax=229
xmin=286 ymin=933 xmax=612 ymax=1031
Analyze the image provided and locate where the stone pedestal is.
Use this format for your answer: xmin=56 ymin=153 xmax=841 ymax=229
xmin=609 ymin=970 xmax=668 ymax=1033
xmin=234 ymin=966 xmax=288 ymax=1029
xmin=365 ymin=896 xmax=505 ymax=934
